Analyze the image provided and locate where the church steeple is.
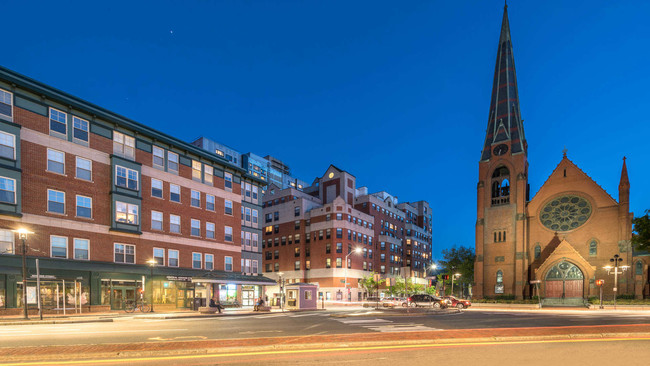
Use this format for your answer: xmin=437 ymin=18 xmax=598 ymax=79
xmin=480 ymin=3 xmax=526 ymax=161
xmin=619 ymin=157 xmax=629 ymax=204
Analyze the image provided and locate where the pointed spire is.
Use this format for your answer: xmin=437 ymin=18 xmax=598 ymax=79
xmin=480 ymin=4 xmax=526 ymax=161
xmin=619 ymin=156 xmax=630 ymax=187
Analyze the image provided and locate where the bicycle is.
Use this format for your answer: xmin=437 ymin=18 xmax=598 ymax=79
xmin=124 ymin=299 xmax=151 ymax=313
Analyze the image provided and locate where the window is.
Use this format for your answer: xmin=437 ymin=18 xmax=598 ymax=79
xmin=252 ymin=260 xmax=258 ymax=274
xmin=205 ymin=254 xmax=214 ymax=270
xmin=224 ymin=172 xmax=232 ymax=191
xmin=294 ymin=261 xmax=300 ymax=270
xmin=336 ymin=213 xmax=342 ymax=220
xmin=589 ymin=240 xmax=597 ymax=257
xmin=204 ymin=165 xmax=213 ymax=185
xmin=326 ymin=258 xmax=331 ymax=268
xmin=47 ymin=149 xmax=65 ymax=174
xmin=167 ymin=151 xmax=179 ymax=173
xmin=326 ymin=229 xmax=331 ymax=239
xmin=336 ymin=258 xmax=342 ymax=268
xmin=49 ymin=108 xmax=67 ymax=136
xmin=274 ymin=263 xmax=280 ymax=271
xmin=47 ymin=189 xmax=65 ymax=214
xmin=225 ymin=226 xmax=233 ymax=242
xmin=0 ymin=131 xmax=15 ymax=159
xmin=75 ymin=157 xmax=92 ymax=181
xmin=252 ymin=186 xmax=258 ymax=201
xmin=76 ymin=195 xmax=92 ymax=218
xmin=252 ymin=233 xmax=259 ymax=248
xmin=116 ymin=201 xmax=138 ymax=225
xmin=190 ymin=190 xmax=201 ymax=207
xmin=153 ymin=248 xmax=164 ymax=265
xmin=168 ymin=249 xmax=179 ymax=267
xmin=191 ymin=219 xmax=201 ymax=236
xmin=114 ymin=243 xmax=135 ymax=264
xmin=326 ymin=243 xmax=331 ymax=254
xmin=225 ymin=200 xmax=233 ymax=215
xmin=294 ymin=207 xmax=300 ymax=217
xmin=274 ymin=250 xmax=280 ymax=259
xmin=113 ymin=131 xmax=135 ymax=160
xmin=252 ymin=210 xmax=258 ymax=225
xmin=496 ymin=270 xmax=503 ymax=284
xmin=193 ymin=253 xmax=202 ymax=269
xmin=336 ymin=228 xmax=342 ymax=238
xmin=152 ymin=146 xmax=165 ymax=170
xmin=206 ymin=222 xmax=215 ymax=239
xmin=192 ymin=160 xmax=202 ymax=181
xmin=116 ymin=166 xmax=138 ymax=190
xmin=151 ymin=178 xmax=163 ymax=198
xmin=206 ymin=194 xmax=215 ymax=211
xmin=336 ymin=243 xmax=342 ymax=253
xmin=245 ymin=207 xmax=251 ymax=223
xmin=0 ymin=89 xmax=12 ymax=120
xmin=72 ymin=116 xmax=89 ymax=143
xmin=170 ymin=214 xmax=180 ymax=233
xmin=637 ymin=261 xmax=644 ymax=275
xmin=74 ymin=238 xmax=89 ymax=260
xmin=0 ymin=177 xmax=16 ymax=204
xmin=151 ymin=211 xmax=163 ymax=230
xmin=534 ymin=245 xmax=541 ymax=259
xmin=0 ymin=229 xmax=14 ymax=254
xmin=225 ymin=256 xmax=233 ymax=271
xmin=50 ymin=236 xmax=68 ymax=258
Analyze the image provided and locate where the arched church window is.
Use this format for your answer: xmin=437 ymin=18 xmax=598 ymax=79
xmin=492 ymin=166 xmax=510 ymax=178
xmin=589 ymin=240 xmax=597 ymax=257
xmin=503 ymin=231 xmax=506 ymax=241
xmin=496 ymin=270 xmax=503 ymax=284
xmin=637 ymin=261 xmax=644 ymax=275
xmin=534 ymin=245 xmax=541 ymax=259
xmin=500 ymin=179 xmax=510 ymax=197
xmin=494 ymin=232 xmax=497 ymax=243
xmin=498 ymin=232 xmax=501 ymax=242
xmin=492 ymin=181 xmax=501 ymax=198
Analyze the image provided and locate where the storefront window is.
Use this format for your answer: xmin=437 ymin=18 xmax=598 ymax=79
xmin=219 ymin=284 xmax=237 ymax=303
xmin=152 ymin=281 xmax=177 ymax=304
xmin=0 ymin=280 xmax=5 ymax=308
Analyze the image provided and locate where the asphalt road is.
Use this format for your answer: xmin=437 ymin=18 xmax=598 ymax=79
xmin=1 ymin=309 xmax=650 ymax=348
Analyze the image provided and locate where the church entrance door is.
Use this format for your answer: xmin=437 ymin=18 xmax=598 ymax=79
xmin=544 ymin=261 xmax=584 ymax=303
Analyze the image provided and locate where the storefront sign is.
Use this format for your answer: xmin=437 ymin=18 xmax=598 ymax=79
xmin=166 ymin=276 xmax=192 ymax=282
xmin=30 ymin=274 xmax=56 ymax=280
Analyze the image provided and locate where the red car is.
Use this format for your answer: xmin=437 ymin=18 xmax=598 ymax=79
xmin=443 ymin=296 xmax=471 ymax=309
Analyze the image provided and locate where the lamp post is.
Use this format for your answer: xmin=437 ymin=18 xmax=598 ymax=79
xmin=429 ymin=264 xmax=437 ymax=295
xmin=604 ymin=254 xmax=629 ymax=309
xmin=451 ymin=273 xmax=461 ymax=297
xmin=277 ymin=272 xmax=284 ymax=311
xmin=146 ymin=259 xmax=157 ymax=312
xmin=13 ymin=229 xmax=33 ymax=320
xmin=343 ymin=248 xmax=362 ymax=302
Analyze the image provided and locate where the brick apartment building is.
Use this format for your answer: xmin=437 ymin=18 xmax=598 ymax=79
xmin=262 ymin=165 xmax=433 ymax=302
xmin=0 ymin=66 xmax=274 ymax=315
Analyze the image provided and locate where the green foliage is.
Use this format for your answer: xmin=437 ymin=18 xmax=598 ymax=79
xmin=360 ymin=272 xmax=385 ymax=297
xmin=439 ymin=245 xmax=475 ymax=285
xmin=426 ymin=285 xmax=437 ymax=296
xmin=632 ymin=210 xmax=650 ymax=251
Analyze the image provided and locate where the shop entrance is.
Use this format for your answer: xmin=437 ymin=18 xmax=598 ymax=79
xmin=111 ymin=287 xmax=137 ymax=310
xmin=176 ymin=289 xmax=194 ymax=308
xmin=242 ymin=289 xmax=254 ymax=306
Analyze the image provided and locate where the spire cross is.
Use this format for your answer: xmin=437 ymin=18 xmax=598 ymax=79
xmin=623 ymin=156 xmax=627 ymax=162
xmin=562 ymin=147 xmax=568 ymax=157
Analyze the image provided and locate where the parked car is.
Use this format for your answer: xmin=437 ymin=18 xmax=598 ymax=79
xmin=403 ymin=294 xmax=449 ymax=308
xmin=443 ymin=296 xmax=472 ymax=309
xmin=362 ymin=296 xmax=382 ymax=307
xmin=381 ymin=297 xmax=405 ymax=308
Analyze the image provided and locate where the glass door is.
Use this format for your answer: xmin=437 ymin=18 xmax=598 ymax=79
xmin=242 ymin=290 xmax=254 ymax=306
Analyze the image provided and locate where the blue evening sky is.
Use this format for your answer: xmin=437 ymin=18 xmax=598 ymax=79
xmin=4 ymin=1 xmax=649 ymax=260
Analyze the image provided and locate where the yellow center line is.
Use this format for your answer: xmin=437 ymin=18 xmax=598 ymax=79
xmin=3 ymin=337 xmax=650 ymax=366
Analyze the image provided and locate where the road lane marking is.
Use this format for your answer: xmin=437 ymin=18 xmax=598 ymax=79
xmin=336 ymin=318 xmax=392 ymax=324
xmin=2 ymin=337 xmax=649 ymax=365
xmin=0 ymin=329 xmax=188 ymax=337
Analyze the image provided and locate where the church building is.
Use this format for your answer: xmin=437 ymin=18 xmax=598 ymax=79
xmin=474 ymin=4 xmax=649 ymax=303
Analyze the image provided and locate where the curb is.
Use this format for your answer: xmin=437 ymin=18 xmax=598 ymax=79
xmin=0 ymin=318 xmax=113 ymax=326
xmin=330 ymin=309 xmax=461 ymax=318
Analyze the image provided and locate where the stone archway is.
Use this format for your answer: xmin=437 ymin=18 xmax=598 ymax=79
xmin=545 ymin=261 xmax=584 ymax=299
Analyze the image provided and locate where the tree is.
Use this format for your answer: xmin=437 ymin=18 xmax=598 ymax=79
xmin=360 ymin=272 xmax=385 ymax=298
xmin=386 ymin=276 xmax=406 ymax=297
xmin=439 ymin=245 xmax=476 ymax=296
xmin=632 ymin=210 xmax=650 ymax=251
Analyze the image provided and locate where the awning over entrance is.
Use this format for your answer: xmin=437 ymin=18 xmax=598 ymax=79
xmin=191 ymin=272 xmax=276 ymax=286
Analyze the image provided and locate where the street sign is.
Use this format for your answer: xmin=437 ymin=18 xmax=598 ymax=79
xmin=340 ymin=279 xmax=345 ymax=283
xmin=530 ymin=280 xmax=541 ymax=284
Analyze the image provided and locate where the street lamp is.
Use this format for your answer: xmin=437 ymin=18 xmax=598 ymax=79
xmin=277 ymin=272 xmax=284 ymax=311
xmin=604 ymin=254 xmax=629 ymax=309
xmin=13 ymin=229 xmax=33 ymax=320
xmin=343 ymin=247 xmax=362 ymax=302
xmin=146 ymin=259 xmax=157 ymax=312
xmin=451 ymin=273 xmax=461 ymax=297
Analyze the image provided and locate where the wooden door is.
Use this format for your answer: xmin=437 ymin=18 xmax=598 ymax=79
xmin=564 ymin=280 xmax=583 ymax=298
xmin=546 ymin=281 xmax=563 ymax=298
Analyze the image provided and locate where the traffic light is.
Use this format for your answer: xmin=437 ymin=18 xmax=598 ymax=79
xmin=595 ymin=279 xmax=604 ymax=286
xmin=441 ymin=274 xmax=449 ymax=280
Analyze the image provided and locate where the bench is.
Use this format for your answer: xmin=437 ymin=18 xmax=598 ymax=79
xmin=255 ymin=305 xmax=271 ymax=312
xmin=198 ymin=306 xmax=222 ymax=314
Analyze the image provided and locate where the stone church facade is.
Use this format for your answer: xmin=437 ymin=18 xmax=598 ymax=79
xmin=474 ymin=5 xmax=649 ymax=302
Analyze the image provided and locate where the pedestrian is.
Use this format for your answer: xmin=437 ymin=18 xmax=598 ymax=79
xmin=209 ymin=297 xmax=223 ymax=313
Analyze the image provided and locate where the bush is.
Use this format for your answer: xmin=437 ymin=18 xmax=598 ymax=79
xmin=617 ymin=294 xmax=635 ymax=300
